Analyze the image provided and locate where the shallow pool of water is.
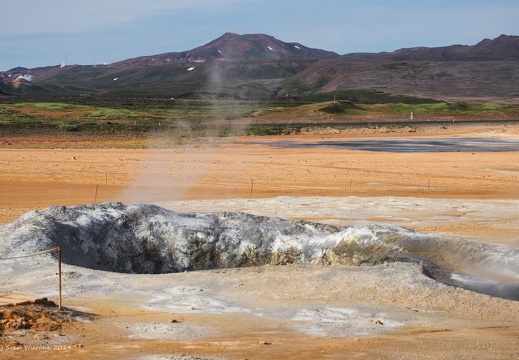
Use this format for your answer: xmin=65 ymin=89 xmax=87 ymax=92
xmin=262 ymin=138 xmax=519 ymax=152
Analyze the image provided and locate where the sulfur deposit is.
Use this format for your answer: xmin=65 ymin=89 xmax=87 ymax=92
xmin=0 ymin=202 xmax=518 ymax=300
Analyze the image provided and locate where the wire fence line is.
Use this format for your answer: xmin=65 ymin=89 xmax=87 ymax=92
xmin=0 ymin=247 xmax=59 ymax=261
xmin=0 ymin=248 xmax=191 ymax=315
xmin=1 ymin=187 xmax=120 ymax=195
xmin=0 ymin=247 xmax=63 ymax=309
xmin=3 ymin=169 xmax=128 ymax=178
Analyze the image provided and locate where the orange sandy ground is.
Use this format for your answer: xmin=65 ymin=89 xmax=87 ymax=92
xmin=1 ymin=125 xmax=519 ymax=225
xmin=1 ymin=123 xmax=518 ymax=359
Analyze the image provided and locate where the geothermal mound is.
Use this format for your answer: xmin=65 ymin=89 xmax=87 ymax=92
xmin=0 ymin=202 xmax=518 ymax=300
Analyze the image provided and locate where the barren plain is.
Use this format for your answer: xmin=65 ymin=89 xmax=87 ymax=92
xmin=1 ymin=121 xmax=519 ymax=359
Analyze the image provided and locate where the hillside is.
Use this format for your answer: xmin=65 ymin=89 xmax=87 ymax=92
xmin=282 ymin=57 xmax=519 ymax=102
xmin=281 ymin=34 xmax=519 ymax=102
xmin=389 ymin=34 xmax=519 ymax=61
xmin=111 ymin=32 xmax=338 ymax=68
xmin=0 ymin=33 xmax=518 ymax=102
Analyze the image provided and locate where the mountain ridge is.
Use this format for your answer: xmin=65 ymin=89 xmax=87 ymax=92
xmin=1 ymin=33 xmax=518 ymax=102
xmin=387 ymin=34 xmax=519 ymax=61
xmin=110 ymin=32 xmax=338 ymax=68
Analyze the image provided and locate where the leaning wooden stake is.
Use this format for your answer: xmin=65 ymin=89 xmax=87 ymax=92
xmin=57 ymin=247 xmax=62 ymax=310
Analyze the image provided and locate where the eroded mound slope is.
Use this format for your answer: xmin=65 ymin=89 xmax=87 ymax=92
xmin=0 ymin=202 xmax=518 ymax=300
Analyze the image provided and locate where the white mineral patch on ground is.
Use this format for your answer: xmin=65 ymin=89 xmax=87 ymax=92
xmin=292 ymin=307 xmax=404 ymax=337
xmin=122 ymin=322 xmax=213 ymax=339
xmin=143 ymin=292 xmax=250 ymax=314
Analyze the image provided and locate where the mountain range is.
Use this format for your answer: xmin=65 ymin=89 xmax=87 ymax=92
xmin=1 ymin=32 xmax=518 ymax=102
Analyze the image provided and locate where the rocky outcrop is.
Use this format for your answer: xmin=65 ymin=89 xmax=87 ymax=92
xmin=0 ymin=202 xmax=412 ymax=273
xmin=0 ymin=202 xmax=518 ymax=300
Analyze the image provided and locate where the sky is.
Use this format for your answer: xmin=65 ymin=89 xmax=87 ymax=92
xmin=1 ymin=0 xmax=519 ymax=71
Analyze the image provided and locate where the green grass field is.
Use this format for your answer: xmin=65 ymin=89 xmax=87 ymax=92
xmin=0 ymin=98 xmax=518 ymax=138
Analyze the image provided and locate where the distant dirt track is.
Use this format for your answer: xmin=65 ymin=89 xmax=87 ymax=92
xmin=249 ymin=119 xmax=519 ymax=127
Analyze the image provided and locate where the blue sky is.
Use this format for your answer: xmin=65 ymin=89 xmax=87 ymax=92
xmin=1 ymin=0 xmax=518 ymax=71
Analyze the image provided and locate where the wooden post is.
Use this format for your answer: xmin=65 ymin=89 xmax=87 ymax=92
xmin=95 ymin=184 xmax=99 ymax=202
xmin=57 ymin=247 xmax=62 ymax=310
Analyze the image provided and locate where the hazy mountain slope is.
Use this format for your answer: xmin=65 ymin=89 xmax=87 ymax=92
xmin=1 ymin=33 xmax=518 ymax=101
xmin=282 ymin=58 xmax=519 ymax=101
xmin=110 ymin=32 xmax=338 ymax=68
xmin=389 ymin=34 xmax=519 ymax=61
xmin=0 ymin=33 xmax=333 ymax=97
xmin=281 ymin=35 xmax=519 ymax=101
